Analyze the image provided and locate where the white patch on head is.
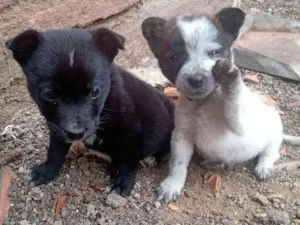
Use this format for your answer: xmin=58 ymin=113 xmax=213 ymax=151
xmin=177 ymin=16 xmax=220 ymax=76
xmin=69 ymin=49 xmax=75 ymax=67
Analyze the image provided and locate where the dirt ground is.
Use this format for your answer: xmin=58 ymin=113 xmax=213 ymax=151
xmin=1 ymin=0 xmax=300 ymax=225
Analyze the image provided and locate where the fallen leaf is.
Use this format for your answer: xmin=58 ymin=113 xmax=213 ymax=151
xmin=244 ymin=74 xmax=259 ymax=84
xmin=0 ymin=169 xmax=14 ymax=225
xmin=164 ymin=87 xmax=178 ymax=98
xmin=55 ymin=195 xmax=67 ymax=217
xmin=280 ymin=148 xmax=287 ymax=156
xmin=67 ymin=142 xmax=87 ymax=159
xmin=91 ymin=182 xmax=106 ymax=191
xmin=167 ymin=203 xmax=180 ymax=211
xmin=277 ymin=110 xmax=285 ymax=115
xmin=207 ymin=174 xmax=222 ymax=194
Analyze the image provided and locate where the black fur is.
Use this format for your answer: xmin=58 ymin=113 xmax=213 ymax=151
xmin=142 ymin=18 xmax=189 ymax=84
xmin=6 ymin=28 xmax=174 ymax=196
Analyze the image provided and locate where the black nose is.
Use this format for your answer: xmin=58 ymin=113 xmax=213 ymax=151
xmin=187 ymin=77 xmax=203 ymax=88
xmin=65 ymin=128 xmax=84 ymax=140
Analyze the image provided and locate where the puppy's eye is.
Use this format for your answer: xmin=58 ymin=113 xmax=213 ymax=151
xmin=168 ymin=53 xmax=179 ymax=64
xmin=42 ymin=91 xmax=55 ymax=102
xmin=209 ymin=50 xmax=220 ymax=57
xmin=90 ymin=88 xmax=101 ymax=99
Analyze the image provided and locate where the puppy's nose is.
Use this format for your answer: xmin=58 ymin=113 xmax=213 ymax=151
xmin=65 ymin=127 xmax=84 ymax=141
xmin=187 ymin=77 xmax=203 ymax=88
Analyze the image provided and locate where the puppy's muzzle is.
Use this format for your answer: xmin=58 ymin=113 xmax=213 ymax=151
xmin=186 ymin=76 xmax=203 ymax=89
xmin=64 ymin=123 xmax=85 ymax=141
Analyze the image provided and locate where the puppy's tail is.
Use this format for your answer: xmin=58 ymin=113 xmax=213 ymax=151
xmin=283 ymin=134 xmax=300 ymax=146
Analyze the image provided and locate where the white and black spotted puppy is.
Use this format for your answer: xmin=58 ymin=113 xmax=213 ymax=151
xmin=142 ymin=7 xmax=300 ymax=203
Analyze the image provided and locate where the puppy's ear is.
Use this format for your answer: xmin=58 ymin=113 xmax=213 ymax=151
xmin=6 ymin=29 xmax=42 ymax=65
xmin=214 ymin=7 xmax=245 ymax=41
xmin=91 ymin=28 xmax=125 ymax=62
xmin=142 ymin=17 xmax=166 ymax=55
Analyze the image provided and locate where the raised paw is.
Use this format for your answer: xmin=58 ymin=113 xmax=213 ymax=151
xmin=29 ymin=163 xmax=60 ymax=185
xmin=106 ymin=173 xmax=135 ymax=196
xmin=158 ymin=176 xmax=184 ymax=203
xmin=254 ymin=165 xmax=273 ymax=180
xmin=212 ymin=59 xmax=239 ymax=85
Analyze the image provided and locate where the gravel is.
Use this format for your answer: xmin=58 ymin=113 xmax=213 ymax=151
xmin=1 ymin=0 xmax=300 ymax=225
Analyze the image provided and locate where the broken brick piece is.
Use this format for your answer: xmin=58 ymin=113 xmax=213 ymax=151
xmin=244 ymin=74 xmax=259 ymax=84
xmin=0 ymin=169 xmax=14 ymax=225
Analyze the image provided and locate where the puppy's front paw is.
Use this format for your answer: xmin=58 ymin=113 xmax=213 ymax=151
xmin=29 ymin=163 xmax=59 ymax=185
xmin=254 ymin=165 xmax=273 ymax=180
xmin=212 ymin=59 xmax=238 ymax=85
xmin=158 ymin=177 xmax=184 ymax=203
xmin=106 ymin=173 xmax=135 ymax=196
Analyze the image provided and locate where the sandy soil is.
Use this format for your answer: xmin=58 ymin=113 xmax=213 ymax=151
xmin=0 ymin=0 xmax=300 ymax=225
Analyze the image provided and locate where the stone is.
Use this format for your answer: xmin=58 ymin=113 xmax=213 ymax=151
xmin=233 ymin=45 xmax=300 ymax=82
xmin=294 ymin=182 xmax=300 ymax=188
xmin=29 ymin=187 xmax=44 ymax=201
xmin=86 ymin=204 xmax=98 ymax=218
xmin=266 ymin=209 xmax=290 ymax=225
xmin=252 ymin=192 xmax=270 ymax=206
xmin=105 ymin=193 xmax=128 ymax=208
xmin=254 ymin=213 xmax=267 ymax=218
xmin=266 ymin=193 xmax=285 ymax=201
xmin=154 ymin=201 xmax=161 ymax=209
xmin=19 ymin=220 xmax=30 ymax=225
xmin=294 ymin=219 xmax=300 ymax=225
xmin=53 ymin=221 xmax=63 ymax=225
xmin=297 ymin=210 xmax=300 ymax=219
xmin=133 ymin=193 xmax=140 ymax=200
xmin=18 ymin=167 xmax=25 ymax=174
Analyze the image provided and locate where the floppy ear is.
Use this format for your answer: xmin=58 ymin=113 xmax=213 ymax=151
xmin=142 ymin=17 xmax=166 ymax=55
xmin=214 ymin=7 xmax=245 ymax=41
xmin=6 ymin=29 xmax=42 ymax=65
xmin=91 ymin=28 xmax=125 ymax=62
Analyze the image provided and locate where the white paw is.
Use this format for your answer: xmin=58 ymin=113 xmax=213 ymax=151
xmin=254 ymin=165 xmax=273 ymax=180
xmin=158 ymin=177 xmax=184 ymax=203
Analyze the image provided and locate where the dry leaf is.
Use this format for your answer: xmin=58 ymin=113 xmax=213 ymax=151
xmin=207 ymin=174 xmax=222 ymax=194
xmin=277 ymin=110 xmax=285 ymax=115
xmin=0 ymin=169 xmax=14 ymax=225
xmin=67 ymin=142 xmax=87 ymax=159
xmin=91 ymin=182 xmax=106 ymax=191
xmin=164 ymin=87 xmax=178 ymax=98
xmin=167 ymin=203 xmax=180 ymax=211
xmin=55 ymin=195 xmax=67 ymax=217
xmin=280 ymin=148 xmax=287 ymax=156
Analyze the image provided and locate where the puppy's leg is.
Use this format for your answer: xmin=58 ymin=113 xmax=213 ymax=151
xmin=212 ymin=59 xmax=244 ymax=135
xmin=107 ymin=133 xmax=140 ymax=196
xmin=158 ymin=129 xmax=194 ymax=203
xmin=30 ymin=132 xmax=70 ymax=185
xmin=255 ymin=137 xmax=281 ymax=179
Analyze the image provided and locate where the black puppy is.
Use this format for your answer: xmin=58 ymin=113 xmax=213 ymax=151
xmin=6 ymin=28 xmax=174 ymax=195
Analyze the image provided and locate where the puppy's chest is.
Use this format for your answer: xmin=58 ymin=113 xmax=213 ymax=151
xmin=193 ymin=102 xmax=227 ymax=135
